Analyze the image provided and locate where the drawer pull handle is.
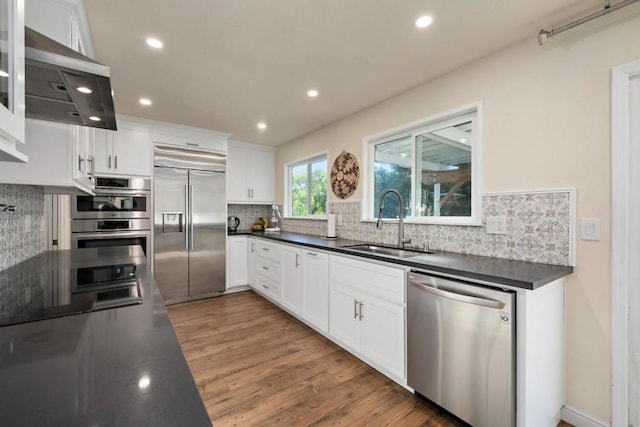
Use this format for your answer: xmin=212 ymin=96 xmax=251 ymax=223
xmin=262 ymin=248 xmax=270 ymax=252
xmin=262 ymin=266 xmax=269 ymax=271
xmin=262 ymin=285 xmax=269 ymax=290
xmin=306 ymin=252 xmax=317 ymax=256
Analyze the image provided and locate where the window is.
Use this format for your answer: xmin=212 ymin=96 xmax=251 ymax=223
xmin=286 ymin=154 xmax=328 ymax=217
xmin=365 ymin=103 xmax=482 ymax=225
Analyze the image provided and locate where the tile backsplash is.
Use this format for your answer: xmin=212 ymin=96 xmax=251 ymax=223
xmin=0 ymin=185 xmax=47 ymax=271
xmin=280 ymin=190 xmax=573 ymax=266
xmin=228 ymin=204 xmax=273 ymax=230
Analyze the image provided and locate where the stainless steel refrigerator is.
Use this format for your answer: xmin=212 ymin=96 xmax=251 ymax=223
xmin=153 ymin=145 xmax=226 ymax=304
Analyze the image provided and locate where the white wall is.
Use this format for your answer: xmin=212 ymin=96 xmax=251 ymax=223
xmin=275 ymin=13 xmax=640 ymax=421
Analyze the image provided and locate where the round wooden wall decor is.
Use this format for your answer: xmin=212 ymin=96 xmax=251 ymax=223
xmin=330 ymin=150 xmax=360 ymax=199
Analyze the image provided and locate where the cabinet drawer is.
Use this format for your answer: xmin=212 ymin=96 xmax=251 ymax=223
xmin=255 ymin=275 xmax=280 ymax=301
xmin=255 ymin=241 xmax=281 ymax=263
xmin=256 ymin=257 xmax=281 ymax=283
xmin=330 ymin=255 xmax=405 ymax=305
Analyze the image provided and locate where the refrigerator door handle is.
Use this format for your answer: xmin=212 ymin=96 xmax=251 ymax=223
xmin=189 ymin=185 xmax=194 ymax=250
xmin=185 ymin=184 xmax=189 ymax=251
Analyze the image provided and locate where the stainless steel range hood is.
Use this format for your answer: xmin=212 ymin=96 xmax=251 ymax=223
xmin=24 ymin=27 xmax=117 ymax=130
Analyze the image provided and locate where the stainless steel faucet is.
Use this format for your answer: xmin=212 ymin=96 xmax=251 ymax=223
xmin=376 ymin=189 xmax=411 ymax=248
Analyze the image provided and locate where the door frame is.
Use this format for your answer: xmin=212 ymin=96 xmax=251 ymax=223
xmin=611 ymin=59 xmax=640 ymax=427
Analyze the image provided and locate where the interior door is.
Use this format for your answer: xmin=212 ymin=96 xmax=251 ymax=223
xmin=188 ymin=169 xmax=226 ymax=297
xmin=153 ymin=167 xmax=189 ymax=301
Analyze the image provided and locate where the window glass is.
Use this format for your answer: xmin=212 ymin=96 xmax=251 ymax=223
xmin=0 ymin=0 xmax=12 ymax=111
xmin=373 ymin=136 xmax=411 ymax=218
xmin=289 ymin=156 xmax=327 ymax=217
xmin=416 ymin=121 xmax=472 ymax=217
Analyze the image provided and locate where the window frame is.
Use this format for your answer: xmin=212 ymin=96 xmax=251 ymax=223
xmin=362 ymin=102 xmax=483 ymax=226
xmin=284 ymin=152 xmax=329 ymax=219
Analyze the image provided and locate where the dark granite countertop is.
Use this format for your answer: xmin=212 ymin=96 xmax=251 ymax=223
xmin=229 ymin=230 xmax=573 ymax=290
xmin=0 ymin=246 xmax=211 ymax=427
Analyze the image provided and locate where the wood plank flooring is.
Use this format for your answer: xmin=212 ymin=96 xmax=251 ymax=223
xmin=167 ymin=291 xmax=573 ymax=427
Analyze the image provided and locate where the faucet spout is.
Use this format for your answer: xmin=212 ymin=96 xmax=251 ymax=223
xmin=376 ymin=189 xmax=411 ymax=248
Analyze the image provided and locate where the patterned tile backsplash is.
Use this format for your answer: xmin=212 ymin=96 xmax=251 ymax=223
xmin=228 ymin=204 xmax=274 ymax=230
xmin=0 ymin=185 xmax=47 ymax=271
xmin=280 ymin=191 xmax=573 ymax=266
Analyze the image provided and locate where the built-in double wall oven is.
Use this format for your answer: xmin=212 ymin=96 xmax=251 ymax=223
xmin=72 ymin=177 xmax=151 ymax=256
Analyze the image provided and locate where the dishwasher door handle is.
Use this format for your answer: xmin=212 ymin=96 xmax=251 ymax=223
xmin=409 ymin=280 xmax=506 ymax=309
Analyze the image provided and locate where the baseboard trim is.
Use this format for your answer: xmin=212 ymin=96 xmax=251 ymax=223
xmin=562 ymin=405 xmax=611 ymax=427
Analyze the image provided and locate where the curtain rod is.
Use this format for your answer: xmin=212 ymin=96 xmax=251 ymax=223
xmin=538 ymin=0 xmax=640 ymax=45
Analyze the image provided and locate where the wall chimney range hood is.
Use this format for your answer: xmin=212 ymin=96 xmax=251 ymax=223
xmin=24 ymin=27 xmax=117 ymax=130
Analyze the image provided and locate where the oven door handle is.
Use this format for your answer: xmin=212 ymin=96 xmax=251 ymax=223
xmin=73 ymin=231 xmax=150 ymax=239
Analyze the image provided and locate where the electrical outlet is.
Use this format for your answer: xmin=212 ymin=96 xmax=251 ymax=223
xmin=487 ymin=217 xmax=507 ymax=235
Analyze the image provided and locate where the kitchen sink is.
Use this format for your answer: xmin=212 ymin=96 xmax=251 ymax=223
xmin=344 ymin=244 xmax=434 ymax=259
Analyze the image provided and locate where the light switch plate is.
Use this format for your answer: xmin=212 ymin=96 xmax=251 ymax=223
xmin=487 ymin=217 xmax=508 ymax=235
xmin=581 ymin=218 xmax=600 ymax=241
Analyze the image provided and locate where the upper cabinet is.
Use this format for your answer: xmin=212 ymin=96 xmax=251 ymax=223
xmin=94 ymin=117 xmax=151 ymax=177
xmin=227 ymin=141 xmax=275 ymax=204
xmin=0 ymin=0 xmax=26 ymax=162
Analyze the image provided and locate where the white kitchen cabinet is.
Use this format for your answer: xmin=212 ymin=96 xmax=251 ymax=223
xmin=281 ymin=245 xmax=301 ymax=314
xmin=329 ymin=254 xmax=406 ymax=381
xmin=227 ymin=236 xmax=248 ymax=290
xmin=0 ymin=118 xmax=93 ymax=193
xmin=94 ymin=118 xmax=151 ymax=177
xmin=0 ymin=0 xmax=26 ymax=162
xmin=227 ymin=141 xmax=275 ymax=204
xmin=300 ymin=249 xmax=329 ymax=332
xmin=152 ymin=122 xmax=228 ymax=153
xmin=247 ymin=237 xmax=257 ymax=288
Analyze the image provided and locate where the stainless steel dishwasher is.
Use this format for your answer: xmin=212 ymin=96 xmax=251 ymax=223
xmin=407 ymin=271 xmax=515 ymax=427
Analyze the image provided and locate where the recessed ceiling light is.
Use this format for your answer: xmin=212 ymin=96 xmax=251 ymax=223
xmin=0 ymin=70 xmax=9 ymax=78
xmin=460 ymin=138 xmax=468 ymax=143
xmin=77 ymin=86 xmax=93 ymax=94
xmin=307 ymin=89 xmax=319 ymax=98
xmin=257 ymin=122 xmax=267 ymax=130
xmin=415 ymin=15 xmax=433 ymax=29
xmin=139 ymin=98 xmax=152 ymax=106
xmin=146 ymin=37 xmax=163 ymax=49
xmin=89 ymin=116 xmax=101 ymax=122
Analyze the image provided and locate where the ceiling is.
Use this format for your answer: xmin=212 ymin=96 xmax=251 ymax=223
xmin=84 ymin=0 xmax=607 ymax=146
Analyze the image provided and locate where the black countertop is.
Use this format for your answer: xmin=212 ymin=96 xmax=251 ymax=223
xmin=0 ymin=246 xmax=211 ymax=427
xmin=230 ymin=230 xmax=573 ymax=290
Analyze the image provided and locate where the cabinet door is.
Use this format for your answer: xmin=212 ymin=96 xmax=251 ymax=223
xmin=227 ymin=236 xmax=248 ymax=289
xmin=227 ymin=144 xmax=248 ymax=201
xmin=329 ymin=286 xmax=360 ymax=351
xmin=0 ymin=0 xmax=25 ymax=156
xmin=301 ymin=250 xmax=329 ymax=332
xmin=360 ymin=294 xmax=405 ymax=379
xmin=247 ymin=238 xmax=256 ymax=287
xmin=71 ymin=126 xmax=94 ymax=186
xmin=246 ymin=148 xmax=274 ymax=203
xmin=280 ymin=245 xmax=301 ymax=314
xmin=93 ymin=129 xmax=112 ymax=174
xmin=111 ymin=122 xmax=151 ymax=176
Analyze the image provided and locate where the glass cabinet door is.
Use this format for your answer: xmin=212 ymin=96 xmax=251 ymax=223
xmin=0 ymin=0 xmax=25 ymax=152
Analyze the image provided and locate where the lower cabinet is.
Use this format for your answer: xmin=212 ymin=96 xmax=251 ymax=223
xmin=281 ymin=245 xmax=301 ymax=313
xmin=329 ymin=254 xmax=406 ymax=381
xmin=300 ymin=249 xmax=329 ymax=333
xmin=226 ymin=235 xmax=248 ymax=290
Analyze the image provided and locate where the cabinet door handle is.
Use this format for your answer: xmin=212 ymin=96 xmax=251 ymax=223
xmin=88 ymin=156 xmax=95 ymax=178
xmin=262 ymin=284 xmax=269 ymax=290
xmin=186 ymin=142 xmax=199 ymax=147
xmin=251 ymin=243 xmax=255 ymax=253
xmin=250 ymin=188 xmax=254 ymax=198
xmin=306 ymin=252 xmax=317 ymax=256
xmin=248 ymin=188 xmax=251 ymax=198
xmin=295 ymin=253 xmax=299 ymax=267
xmin=108 ymin=155 xmax=112 ymax=169
xmin=354 ymin=300 xmax=358 ymax=319
xmin=114 ymin=155 xmax=118 ymax=170
xmin=78 ymin=155 xmax=84 ymax=171
xmin=359 ymin=301 xmax=364 ymax=321
xmin=262 ymin=247 xmax=269 ymax=252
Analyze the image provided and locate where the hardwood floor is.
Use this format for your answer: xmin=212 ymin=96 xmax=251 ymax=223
xmin=167 ymin=291 xmax=572 ymax=427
